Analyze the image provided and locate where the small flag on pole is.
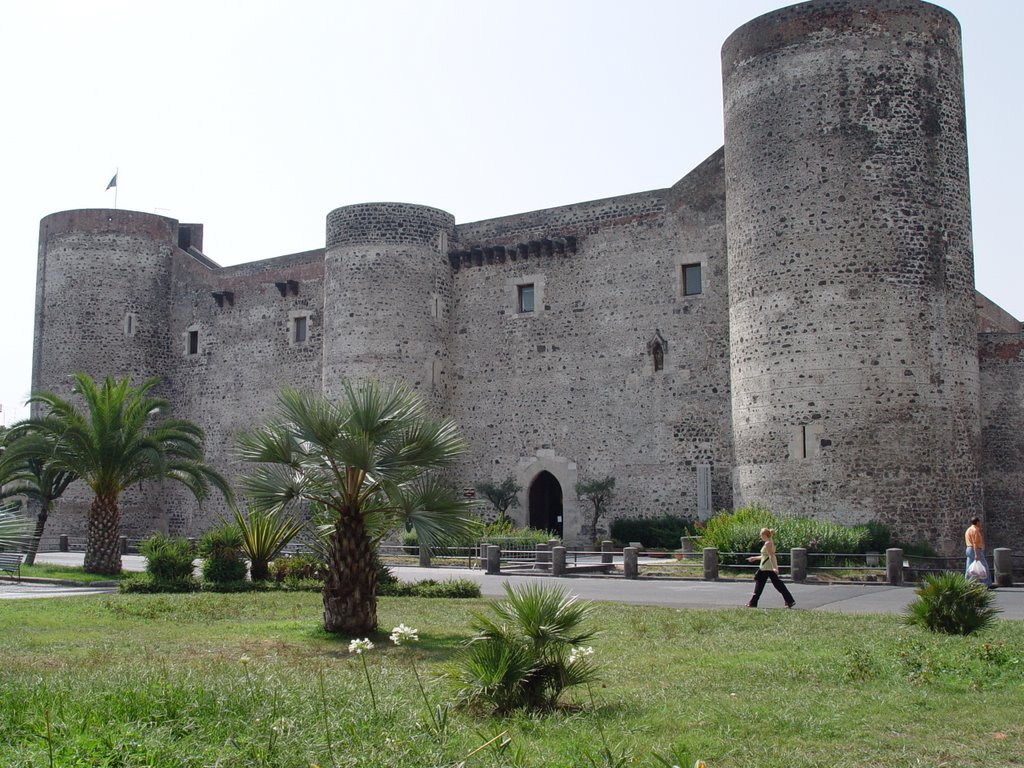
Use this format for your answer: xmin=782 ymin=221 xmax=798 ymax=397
xmin=106 ymin=173 xmax=118 ymax=190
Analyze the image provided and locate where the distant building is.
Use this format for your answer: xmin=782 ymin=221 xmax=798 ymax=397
xmin=33 ymin=0 xmax=1023 ymax=552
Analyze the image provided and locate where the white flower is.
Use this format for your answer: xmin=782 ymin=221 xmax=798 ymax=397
xmin=694 ymin=761 xmax=707 ymax=768
xmin=348 ymin=638 xmax=374 ymax=654
xmin=568 ymin=646 xmax=594 ymax=665
xmin=390 ymin=624 xmax=419 ymax=646
xmin=239 ymin=655 xmax=251 ymax=666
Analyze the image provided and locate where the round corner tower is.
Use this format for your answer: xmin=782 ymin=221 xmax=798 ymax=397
xmin=722 ymin=0 xmax=982 ymax=547
xmin=322 ymin=203 xmax=455 ymax=407
xmin=34 ymin=209 xmax=177 ymax=399
xmin=33 ymin=209 xmax=180 ymax=539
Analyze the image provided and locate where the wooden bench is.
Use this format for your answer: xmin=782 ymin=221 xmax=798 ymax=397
xmin=0 ymin=553 xmax=23 ymax=583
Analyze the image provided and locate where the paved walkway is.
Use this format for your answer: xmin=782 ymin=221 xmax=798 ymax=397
xmin=3 ymin=553 xmax=1021 ymax=619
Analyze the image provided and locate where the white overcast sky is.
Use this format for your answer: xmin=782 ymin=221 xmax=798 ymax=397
xmin=1 ymin=0 xmax=1021 ymax=424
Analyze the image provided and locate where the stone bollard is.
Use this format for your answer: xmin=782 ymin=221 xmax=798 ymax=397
xmin=418 ymin=545 xmax=431 ymax=568
xmin=119 ymin=536 xmax=129 ymax=554
xmin=790 ymin=547 xmax=807 ymax=583
xmin=478 ymin=542 xmax=488 ymax=569
xmin=486 ymin=545 xmax=501 ymax=575
xmin=552 ymin=546 xmax=566 ymax=576
xmin=703 ymin=547 xmax=719 ymax=580
xmin=886 ymin=548 xmax=904 ymax=586
xmin=993 ymin=548 xmax=1013 ymax=587
xmin=623 ymin=547 xmax=639 ymax=579
xmin=59 ymin=534 xmax=69 ymax=552
xmin=536 ymin=543 xmax=551 ymax=568
xmin=547 ymin=537 xmax=560 ymax=549
xmin=601 ymin=540 xmax=613 ymax=564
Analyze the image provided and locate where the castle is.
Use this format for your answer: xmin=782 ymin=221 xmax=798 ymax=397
xmin=33 ymin=0 xmax=1024 ymax=553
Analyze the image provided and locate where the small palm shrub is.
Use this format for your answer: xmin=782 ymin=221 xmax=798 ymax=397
xmin=198 ymin=525 xmax=246 ymax=584
xmin=905 ymin=572 xmax=1001 ymax=635
xmin=140 ymin=533 xmax=196 ymax=582
xmin=448 ymin=583 xmax=597 ymax=713
xmin=234 ymin=506 xmax=305 ymax=580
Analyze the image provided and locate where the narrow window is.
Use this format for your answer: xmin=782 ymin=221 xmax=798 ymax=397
xmin=188 ymin=330 xmax=199 ymax=355
xmin=652 ymin=340 xmax=664 ymax=372
xmin=294 ymin=316 xmax=307 ymax=343
xmin=126 ymin=315 xmax=133 ymax=335
xmin=800 ymin=425 xmax=807 ymax=460
xmin=682 ymin=263 xmax=702 ymax=296
xmin=518 ymin=284 xmax=535 ymax=313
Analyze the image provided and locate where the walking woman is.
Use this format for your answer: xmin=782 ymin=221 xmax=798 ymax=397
xmin=746 ymin=527 xmax=795 ymax=608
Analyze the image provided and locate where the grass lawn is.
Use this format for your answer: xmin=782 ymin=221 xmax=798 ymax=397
xmin=16 ymin=563 xmax=130 ymax=583
xmin=0 ymin=592 xmax=1021 ymax=767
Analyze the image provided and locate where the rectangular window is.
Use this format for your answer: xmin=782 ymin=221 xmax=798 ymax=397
xmin=518 ymin=284 xmax=535 ymax=313
xmin=294 ymin=316 xmax=307 ymax=343
xmin=188 ymin=330 xmax=198 ymax=355
xmin=682 ymin=264 xmax=702 ymax=296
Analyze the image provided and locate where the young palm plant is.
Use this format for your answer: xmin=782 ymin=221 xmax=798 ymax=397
xmin=905 ymin=572 xmax=1001 ymax=635
xmin=0 ymin=502 xmax=34 ymax=551
xmin=450 ymin=583 xmax=599 ymax=713
xmin=233 ymin=505 xmax=305 ymax=580
xmin=0 ymin=431 xmax=77 ymax=565
xmin=11 ymin=373 xmax=231 ymax=574
xmin=237 ymin=380 xmax=477 ymax=634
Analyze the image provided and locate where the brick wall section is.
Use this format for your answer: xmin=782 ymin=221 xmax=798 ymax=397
xmin=723 ymin=0 xmax=982 ymax=552
xmin=978 ymin=334 xmax=1024 ymax=548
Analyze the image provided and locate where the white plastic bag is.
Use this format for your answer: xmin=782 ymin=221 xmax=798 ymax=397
xmin=967 ymin=559 xmax=988 ymax=581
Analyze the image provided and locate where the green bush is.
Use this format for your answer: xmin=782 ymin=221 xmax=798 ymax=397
xmin=379 ymin=578 xmax=481 ymax=598
xmin=609 ymin=515 xmax=696 ymax=549
xmin=447 ymin=583 xmax=597 ymax=713
xmin=118 ymin=573 xmax=198 ymax=594
xmin=198 ymin=525 xmax=247 ymax=584
xmin=698 ymin=505 xmax=892 ymax=565
xmin=139 ymin=533 xmax=197 ymax=583
xmin=200 ymin=579 xmax=272 ymax=593
xmin=270 ymin=553 xmax=325 ymax=583
xmin=905 ymin=572 xmax=1001 ymax=635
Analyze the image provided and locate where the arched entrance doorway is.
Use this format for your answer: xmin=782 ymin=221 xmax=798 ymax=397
xmin=529 ymin=471 xmax=563 ymax=537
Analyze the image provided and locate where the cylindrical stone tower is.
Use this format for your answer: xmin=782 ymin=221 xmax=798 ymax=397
xmin=321 ymin=203 xmax=455 ymax=407
xmin=33 ymin=209 xmax=178 ymax=539
xmin=722 ymin=0 xmax=982 ymax=548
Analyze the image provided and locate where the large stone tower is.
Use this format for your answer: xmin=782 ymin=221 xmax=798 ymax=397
xmin=722 ymin=0 xmax=982 ymax=545
xmin=321 ymin=203 xmax=455 ymax=407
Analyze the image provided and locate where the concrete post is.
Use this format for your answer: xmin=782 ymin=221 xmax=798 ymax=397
xmin=790 ymin=547 xmax=807 ymax=583
xmin=547 ymin=537 xmax=560 ymax=549
xmin=59 ymin=534 xmax=69 ymax=552
xmin=552 ymin=546 xmax=566 ymax=576
xmin=119 ymin=536 xmax=129 ymax=554
xmin=623 ymin=547 xmax=639 ymax=579
xmin=886 ymin=548 xmax=904 ymax=586
xmin=703 ymin=547 xmax=719 ymax=580
xmin=993 ymin=548 xmax=1013 ymax=587
xmin=601 ymin=540 xmax=613 ymax=564
xmin=478 ymin=542 xmax=488 ymax=569
xmin=418 ymin=545 xmax=431 ymax=568
xmin=486 ymin=545 xmax=501 ymax=575
xmin=536 ymin=543 xmax=551 ymax=567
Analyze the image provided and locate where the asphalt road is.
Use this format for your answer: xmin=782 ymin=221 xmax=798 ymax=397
xmin=2 ymin=553 xmax=1021 ymax=619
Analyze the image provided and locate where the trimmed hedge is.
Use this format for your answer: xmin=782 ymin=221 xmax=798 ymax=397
xmin=610 ymin=515 xmax=696 ymax=550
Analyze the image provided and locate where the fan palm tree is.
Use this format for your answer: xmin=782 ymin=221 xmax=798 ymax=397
xmin=238 ymin=380 xmax=477 ymax=634
xmin=16 ymin=373 xmax=231 ymax=575
xmin=0 ymin=431 xmax=77 ymax=565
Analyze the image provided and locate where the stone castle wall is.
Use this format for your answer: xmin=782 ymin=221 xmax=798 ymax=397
xmin=723 ymin=0 xmax=982 ymax=549
xmin=978 ymin=334 xmax=1024 ymax=549
xmin=29 ymin=0 xmax=1023 ymax=550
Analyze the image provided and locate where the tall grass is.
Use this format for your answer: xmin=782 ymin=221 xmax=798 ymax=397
xmin=0 ymin=592 xmax=1020 ymax=767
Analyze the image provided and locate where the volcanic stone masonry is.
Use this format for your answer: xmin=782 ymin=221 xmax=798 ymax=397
xmin=32 ymin=0 xmax=1023 ymax=553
